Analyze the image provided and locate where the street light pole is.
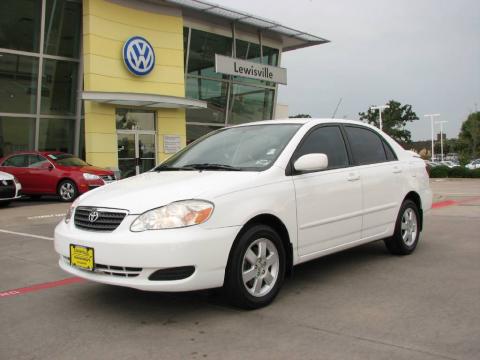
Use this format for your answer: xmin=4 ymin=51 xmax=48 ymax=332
xmin=435 ymin=120 xmax=448 ymax=162
xmin=424 ymin=114 xmax=440 ymax=162
xmin=370 ymin=105 xmax=390 ymax=130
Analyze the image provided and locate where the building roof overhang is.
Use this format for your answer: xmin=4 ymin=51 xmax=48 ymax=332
xmin=82 ymin=91 xmax=207 ymax=109
xmin=162 ymin=0 xmax=330 ymax=51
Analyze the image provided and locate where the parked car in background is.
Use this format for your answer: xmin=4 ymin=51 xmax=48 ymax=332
xmin=0 ymin=171 xmax=22 ymax=207
xmin=440 ymin=161 xmax=458 ymax=168
xmin=466 ymin=159 xmax=480 ymax=170
xmin=55 ymin=119 xmax=432 ymax=309
xmin=0 ymin=152 xmax=116 ymax=202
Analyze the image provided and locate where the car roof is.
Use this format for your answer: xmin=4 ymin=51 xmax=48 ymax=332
xmin=230 ymin=118 xmax=374 ymax=128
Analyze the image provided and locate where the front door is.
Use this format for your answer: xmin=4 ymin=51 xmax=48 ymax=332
xmin=116 ymin=108 xmax=156 ymax=178
xmin=117 ymin=131 xmax=156 ymax=178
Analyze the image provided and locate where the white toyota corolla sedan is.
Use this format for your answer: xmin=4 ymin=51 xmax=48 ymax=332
xmin=54 ymin=119 xmax=432 ymax=309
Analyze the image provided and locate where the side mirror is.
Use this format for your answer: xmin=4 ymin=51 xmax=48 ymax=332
xmin=294 ymin=153 xmax=328 ymax=172
xmin=40 ymin=162 xmax=54 ymax=170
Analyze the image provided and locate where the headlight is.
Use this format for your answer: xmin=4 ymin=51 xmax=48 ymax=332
xmin=83 ymin=173 xmax=101 ymax=180
xmin=130 ymin=200 xmax=214 ymax=232
xmin=65 ymin=199 xmax=79 ymax=224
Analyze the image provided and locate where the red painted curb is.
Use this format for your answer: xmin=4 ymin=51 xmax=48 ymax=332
xmin=431 ymin=200 xmax=458 ymax=209
xmin=0 ymin=277 xmax=85 ymax=298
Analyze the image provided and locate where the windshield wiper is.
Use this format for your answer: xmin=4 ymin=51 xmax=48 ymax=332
xmin=154 ymin=165 xmax=196 ymax=171
xmin=183 ymin=163 xmax=243 ymax=171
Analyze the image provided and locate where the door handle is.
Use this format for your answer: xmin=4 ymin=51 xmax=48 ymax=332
xmin=393 ymin=166 xmax=402 ymax=174
xmin=347 ymin=173 xmax=360 ymax=181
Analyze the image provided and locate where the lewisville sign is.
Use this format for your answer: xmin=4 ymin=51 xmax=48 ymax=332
xmin=215 ymin=54 xmax=287 ymax=85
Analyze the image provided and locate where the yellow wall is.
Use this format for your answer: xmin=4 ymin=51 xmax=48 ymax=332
xmin=83 ymin=0 xmax=186 ymax=169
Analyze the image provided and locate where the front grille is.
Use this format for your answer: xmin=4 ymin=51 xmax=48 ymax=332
xmin=0 ymin=180 xmax=16 ymax=199
xmin=100 ymin=175 xmax=115 ymax=183
xmin=64 ymin=256 xmax=141 ymax=277
xmin=74 ymin=206 xmax=127 ymax=231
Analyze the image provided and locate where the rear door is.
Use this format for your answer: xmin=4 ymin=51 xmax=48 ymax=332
xmin=343 ymin=125 xmax=403 ymax=239
xmin=292 ymin=125 xmax=363 ymax=257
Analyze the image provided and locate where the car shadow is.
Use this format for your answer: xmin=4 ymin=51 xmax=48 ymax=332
xmin=70 ymin=240 xmax=391 ymax=318
xmin=9 ymin=196 xmax=65 ymax=208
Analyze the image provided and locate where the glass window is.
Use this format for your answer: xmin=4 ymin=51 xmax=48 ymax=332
xmin=161 ymin=124 xmax=301 ymax=171
xmin=294 ymin=126 xmax=349 ymax=170
xmin=345 ymin=126 xmax=387 ymax=165
xmin=262 ymin=46 xmax=279 ymax=66
xmin=187 ymin=29 xmax=232 ymax=79
xmin=38 ymin=118 xmax=75 ymax=153
xmin=228 ymin=84 xmax=274 ymax=125
xmin=186 ymin=77 xmax=228 ymax=124
xmin=116 ymin=109 xmax=155 ymax=130
xmin=44 ymin=0 xmax=82 ymax=58
xmin=236 ymin=39 xmax=261 ymax=63
xmin=183 ymin=27 xmax=189 ymax=69
xmin=0 ymin=54 xmax=38 ymax=114
xmin=41 ymin=59 xmax=78 ymax=115
xmin=28 ymin=154 xmax=50 ymax=168
xmin=186 ymin=124 xmax=223 ymax=144
xmin=0 ymin=117 xmax=35 ymax=157
xmin=2 ymin=154 xmax=29 ymax=167
xmin=383 ymin=141 xmax=397 ymax=161
xmin=0 ymin=0 xmax=41 ymax=52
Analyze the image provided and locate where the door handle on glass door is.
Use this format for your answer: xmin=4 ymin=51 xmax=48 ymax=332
xmin=347 ymin=173 xmax=360 ymax=181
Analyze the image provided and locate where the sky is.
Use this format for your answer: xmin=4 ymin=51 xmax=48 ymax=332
xmin=216 ymin=0 xmax=480 ymax=140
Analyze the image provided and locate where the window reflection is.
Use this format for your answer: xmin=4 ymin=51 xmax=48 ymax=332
xmin=115 ymin=109 xmax=156 ymax=131
xmin=0 ymin=0 xmax=41 ymax=52
xmin=186 ymin=124 xmax=222 ymax=144
xmin=0 ymin=54 xmax=38 ymax=114
xmin=186 ymin=77 xmax=228 ymax=124
xmin=41 ymin=59 xmax=78 ymax=115
xmin=38 ymin=118 xmax=75 ymax=153
xmin=44 ymin=0 xmax=82 ymax=58
xmin=229 ymin=84 xmax=274 ymax=125
xmin=0 ymin=117 xmax=35 ymax=157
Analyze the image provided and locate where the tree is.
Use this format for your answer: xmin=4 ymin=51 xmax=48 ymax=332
xmin=289 ymin=114 xmax=311 ymax=118
xmin=458 ymin=112 xmax=480 ymax=159
xmin=358 ymin=100 xmax=418 ymax=145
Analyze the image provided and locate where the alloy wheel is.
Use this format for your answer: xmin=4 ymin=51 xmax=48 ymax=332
xmin=401 ymin=208 xmax=418 ymax=246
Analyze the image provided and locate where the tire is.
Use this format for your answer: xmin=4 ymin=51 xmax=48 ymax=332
xmin=224 ymin=224 xmax=286 ymax=309
xmin=57 ymin=180 xmax=78 ymax=202
xmin=384 ymin=200 xmax=421 ymax=255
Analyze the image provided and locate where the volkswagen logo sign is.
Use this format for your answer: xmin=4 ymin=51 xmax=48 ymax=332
xmin=88 ymin=210 xmax=100 ymax=223
xmin=122 ymin=36 xmax=155 ymax=76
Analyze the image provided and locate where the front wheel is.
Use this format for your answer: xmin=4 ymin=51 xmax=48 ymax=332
xmin=57 ymin=180 xmax=78 ymax=202
xmin=224 ymin=224 xmax=286 ymax=309
xmin=384 ymin=200 xmax=420 ymax=255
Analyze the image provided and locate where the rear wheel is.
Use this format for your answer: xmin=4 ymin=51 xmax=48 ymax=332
xmin=224 ymin=224 xmax=286 ymax=309
xmin=57 ymin=180 xmax=78 ymax=202
xmin=384 ymin=200 xmax=420 ymax=255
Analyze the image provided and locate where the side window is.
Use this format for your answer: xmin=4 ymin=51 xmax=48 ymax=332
xmin=2 ymin=155 xmax=29 ymax=167
xmin=383 ymin=141 xmax=397 ymax=161
xmin=345 ymin=126 xmax=387 ymax=165
xmin=28 ymin=155 xmax=50 ymax=168
xmin=294 ymin=126 xmax=349 ymax=170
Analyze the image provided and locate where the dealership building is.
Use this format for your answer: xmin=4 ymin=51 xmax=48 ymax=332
xmin=0 ymin=0 xmax=328 ymax=177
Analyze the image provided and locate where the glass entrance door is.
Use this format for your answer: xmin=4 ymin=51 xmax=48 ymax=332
xmin=117 ymin=131 xmax=156 ymax=178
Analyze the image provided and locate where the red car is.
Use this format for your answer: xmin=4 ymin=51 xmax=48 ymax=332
xmin=0 ymin=151 xmax=116 ymax=202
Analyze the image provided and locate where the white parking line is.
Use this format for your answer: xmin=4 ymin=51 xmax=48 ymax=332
xmin=27 ymin=213 xmax=65 ymax=220
xmin=0 ymin=229 xmax=54 ymax=241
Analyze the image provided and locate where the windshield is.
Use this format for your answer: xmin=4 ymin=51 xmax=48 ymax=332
xmin=48 ymin=154 xmax=89 ymax=166
xmin=157 ymin=124 xmax=301 ymax=171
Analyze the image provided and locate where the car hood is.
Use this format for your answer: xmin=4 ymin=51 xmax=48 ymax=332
xmin=77 ymin=170 xmax=270 ymax=214
xmin=56 ymin=165 xmax=113 ymax=175
xmin=0 ymin=171 xmax=14 ymax=180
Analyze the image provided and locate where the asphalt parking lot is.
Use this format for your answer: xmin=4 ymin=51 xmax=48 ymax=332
xmin=1 ymin=180 xmax=479 ymax=360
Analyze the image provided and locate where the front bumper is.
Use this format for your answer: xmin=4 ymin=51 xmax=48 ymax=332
xmin=54 ymin=217 xmax=240 ymax=292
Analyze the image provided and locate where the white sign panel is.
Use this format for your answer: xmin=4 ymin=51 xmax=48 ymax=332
xmin=163 ymin=135 xmax=181 ymax=154
xmin=215 ymin=54 xmax=287 ymax=85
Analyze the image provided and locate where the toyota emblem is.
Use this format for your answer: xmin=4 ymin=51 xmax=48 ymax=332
xmin=88 ymin=210 xmax=99 ymax=223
